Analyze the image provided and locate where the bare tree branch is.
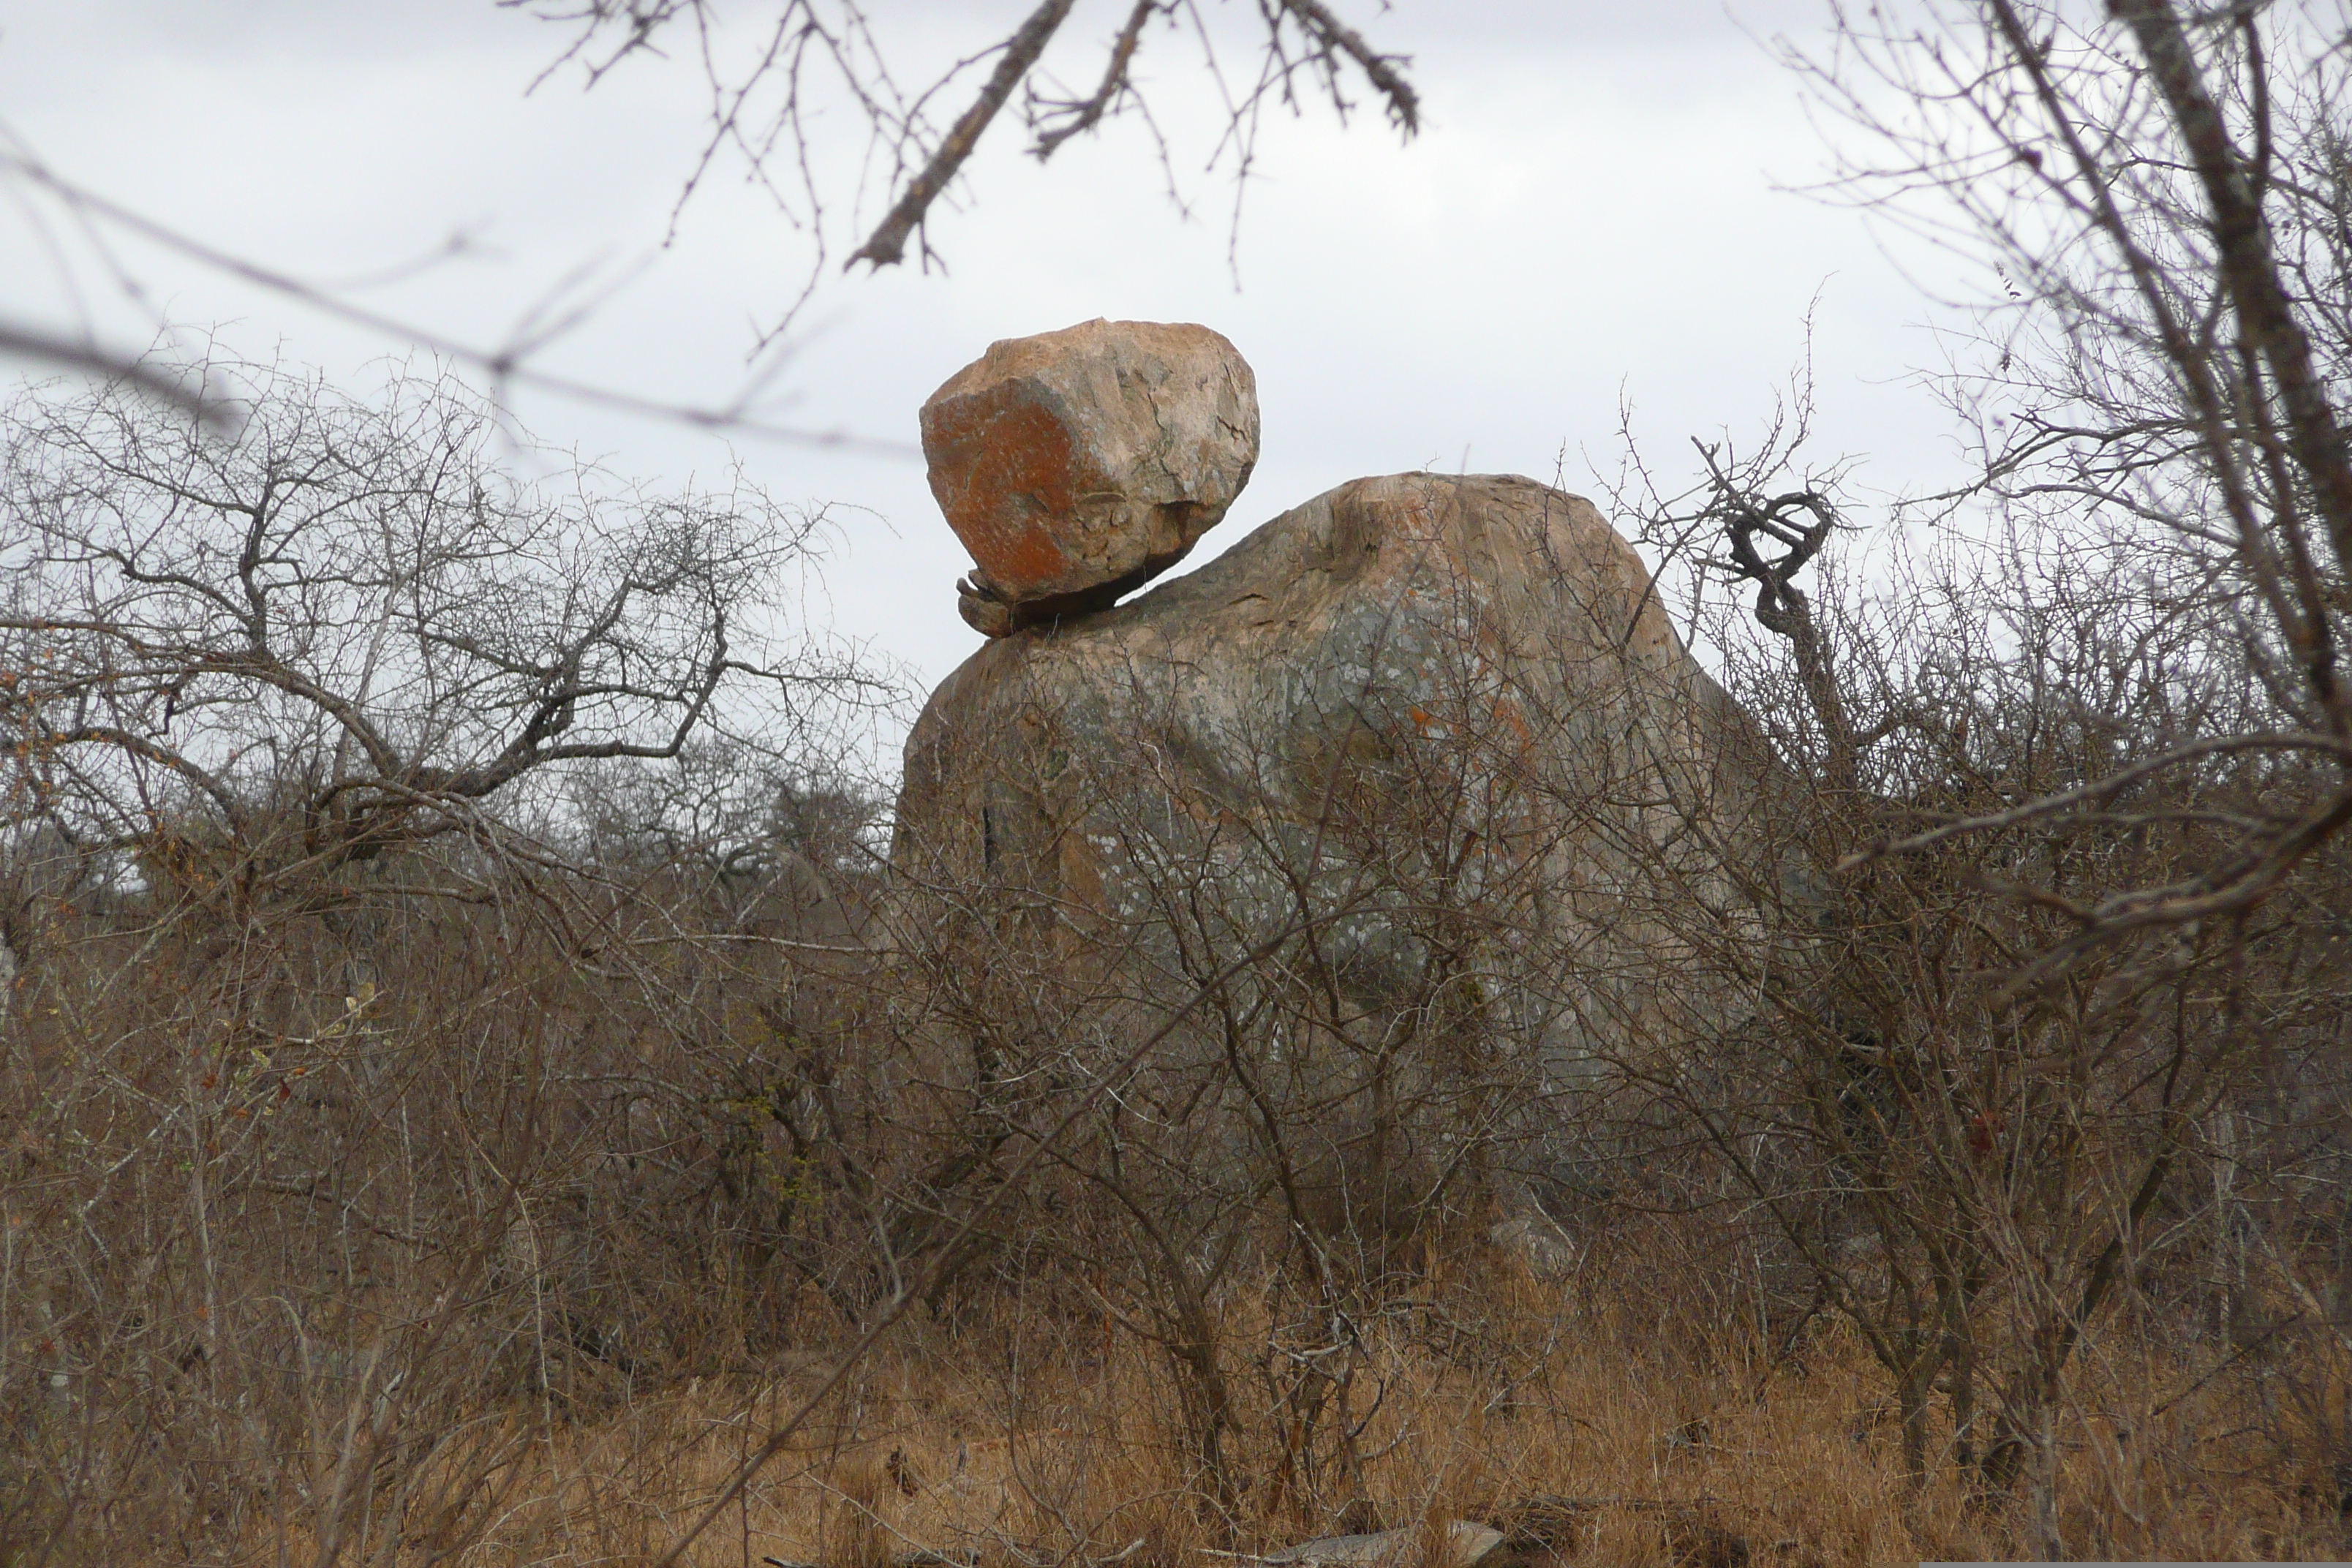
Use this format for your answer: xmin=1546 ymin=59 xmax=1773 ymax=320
xmin=1030 ymin=0 xmax=1166 ymax=160
xmin=845 ymin=0 xmax=1079 ymax=271
xmin=1268 ymin=0 xmax=1420 ymax=134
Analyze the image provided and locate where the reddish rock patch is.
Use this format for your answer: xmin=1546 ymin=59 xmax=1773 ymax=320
xmin=920 ymin=319 xmax=1259 ymax=635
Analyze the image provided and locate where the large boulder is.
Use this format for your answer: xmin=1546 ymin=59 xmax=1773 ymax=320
xmin=920 ymin=319 xmax=1259 ymax=636
xmin=892 ymin=471 xmax=1760 ymax=1073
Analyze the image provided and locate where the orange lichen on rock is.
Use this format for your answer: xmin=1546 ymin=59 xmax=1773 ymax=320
xmin=922 ymin=389 xmax=1081 ymax=592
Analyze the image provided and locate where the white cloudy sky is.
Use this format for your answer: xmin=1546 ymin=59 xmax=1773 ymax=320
xmin=0 ymin=1 xmax=1972 ymax=725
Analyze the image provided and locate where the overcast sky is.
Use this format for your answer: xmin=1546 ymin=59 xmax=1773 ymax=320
xmin=0 ymin=1 xmax=1971 ymax=734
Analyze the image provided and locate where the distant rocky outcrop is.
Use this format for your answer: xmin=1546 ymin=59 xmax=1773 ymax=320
xmin=921 ymin=318 xmax=1259 ymax=636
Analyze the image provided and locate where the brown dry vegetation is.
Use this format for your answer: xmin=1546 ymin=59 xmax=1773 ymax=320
xmin=15 ymin=3 xmax=2352 ymax=1564
xmin=12 ymin=1021 xmax=2350 ymax=1568
xmin=4 ymin=563 xmax=2349 ymax=1566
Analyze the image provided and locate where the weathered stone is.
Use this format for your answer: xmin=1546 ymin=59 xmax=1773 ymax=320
xmin=1263 ymin=1523 xmax=1506 ymax=1568
xmin=1488 ymin=1213 xmax=1580 ymax=1284
xmin=1482 ymin=1497 xmax=1752 ymax=1568
xmin=920 ymin=319 xmax=1259 ymax=634
xmin=893 ymin=472 xmax=1760 ymax=1077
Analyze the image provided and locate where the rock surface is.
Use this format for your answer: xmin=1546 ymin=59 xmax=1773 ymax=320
xmin=920 ymin=319 xmax=1259 ymax=636
xmin=893 ymin=471 xmax=1758 ymax=1073
xmin=1263 ymin=1523 xmax=1505 ymax=1568
xmin=1488 ymin=1213 xmax=1580 ymax=1285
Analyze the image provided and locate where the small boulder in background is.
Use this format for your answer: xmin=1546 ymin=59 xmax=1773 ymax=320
xmin=1488 ymin=1213 xmax=1580 ymax=1285
xmin=1264 ymin=1522 xmax=1507 ymax=1568
xmin=920 ymin=318 xmax=1259 ymax=636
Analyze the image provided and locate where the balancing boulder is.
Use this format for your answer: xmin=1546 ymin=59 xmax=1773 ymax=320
xmin=920 ymin=318 xmax=1259 ymax=636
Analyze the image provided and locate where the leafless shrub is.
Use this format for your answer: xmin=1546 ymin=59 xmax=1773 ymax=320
xmin=1570 ymin=5 xmax=2352 ymax=1548
xmin=0 ymin=350 xmax=886 ymax=924
xmin=0 ymin=352 xmax=907 ymax=1563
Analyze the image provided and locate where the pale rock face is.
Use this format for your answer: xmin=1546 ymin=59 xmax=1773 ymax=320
xmin=1488 ymin=1214 xmax=1580 ymax=1285
xmin=893 ymin=472 xmax=1759 ymax=1066
xmin=919 ymin=318 xmax=1259 ymax=636
xmin=1264 ymin=1523 xmax=1506 ymax=1568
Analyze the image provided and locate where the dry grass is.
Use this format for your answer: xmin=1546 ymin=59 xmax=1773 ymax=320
xmin=6 ymin=877 xmax=2344 ymax=1566
xmin=4 ymin=762 xmax=2345 ymax=1567
xmin=33 ymin=1256 xmax=2297 ymax=1566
